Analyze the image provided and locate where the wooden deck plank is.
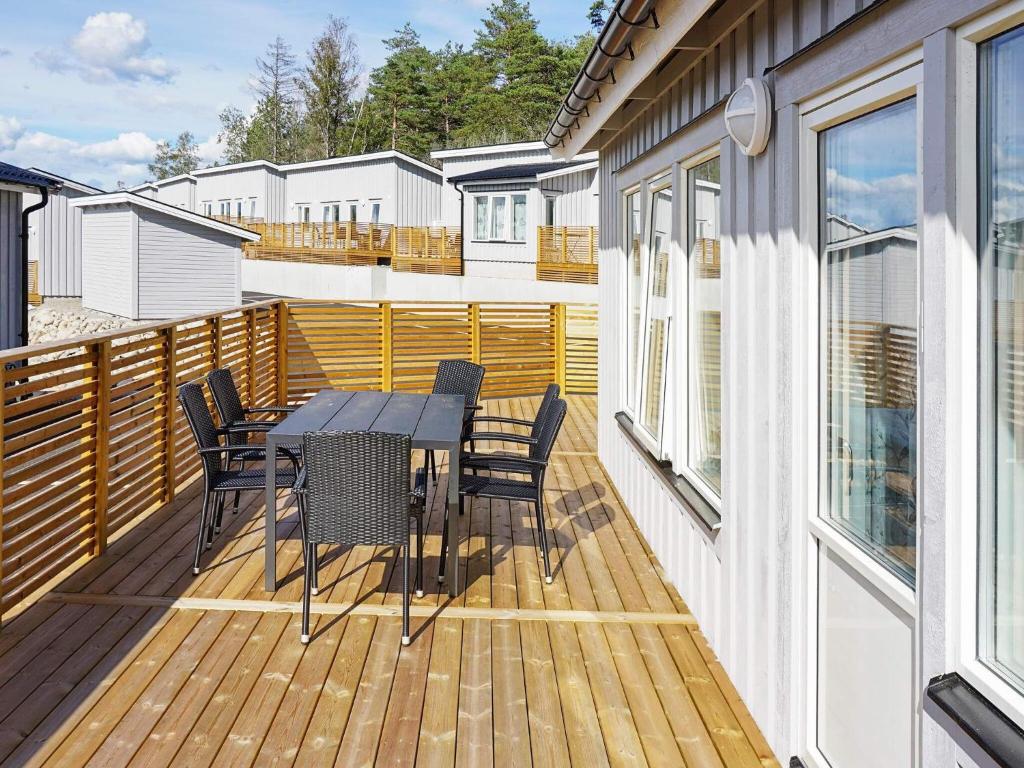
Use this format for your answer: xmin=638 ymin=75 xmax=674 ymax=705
xmin=0 ymin=396 xmax=781 ymax=768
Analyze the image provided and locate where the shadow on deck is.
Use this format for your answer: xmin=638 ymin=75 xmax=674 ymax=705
xmin=0 ymin=395 xmax=778 ymax=768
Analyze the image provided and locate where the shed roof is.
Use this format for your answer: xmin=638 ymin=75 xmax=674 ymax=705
xmin=69 ymin=191 xmax=261 ymax=241
xmin=0 ymin=162 xmax=63 ymax=191
xmin=448 ymin=159 xmax=594 ymax=185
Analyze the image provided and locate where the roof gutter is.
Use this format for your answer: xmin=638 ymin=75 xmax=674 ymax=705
xmin=544 ymin=0 xmax=658 ymax=149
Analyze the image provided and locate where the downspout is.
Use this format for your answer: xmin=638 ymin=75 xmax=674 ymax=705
xmin=19 ymin=186 xmax=48 ymax=347
xmin=455 ymin=181 xmax=465 ymax=275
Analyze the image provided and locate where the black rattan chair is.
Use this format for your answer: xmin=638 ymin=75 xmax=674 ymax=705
xmin=464 ymin=384 xmax=560 ymax=464
xmin=178 ymin=381 xmax=299 ymax=576
xmin=441 ymin=397 xmax=567 ymax=586
xmin=293 ymin=431 xmax=426 ymax=645
xmin=208 ymin=367 xmax=301 ymax=518
xmin=425 ymin=359 xmax=485 ymax=482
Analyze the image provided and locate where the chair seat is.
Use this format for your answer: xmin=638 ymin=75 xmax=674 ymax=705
xmin=461 ymin=451 xmax=533 ymax=474
xmin=211 ymin=466 xmax=297 ymax=491
xmin=458 ymin=473 xmax=537 ymax=501
xmin=230 ymin=442 xmax=302 ymax=464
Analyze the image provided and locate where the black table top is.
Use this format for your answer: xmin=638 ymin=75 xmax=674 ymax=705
xmin=267 ymin=389 xmax=465 ymax=451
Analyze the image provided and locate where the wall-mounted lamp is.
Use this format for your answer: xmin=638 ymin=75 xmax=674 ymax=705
xmin=724 ymin=77 xmax=772 ymax=156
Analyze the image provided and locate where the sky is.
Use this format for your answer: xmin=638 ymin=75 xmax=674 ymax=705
xmin=0 ymin=1 xmax=592 ymax=190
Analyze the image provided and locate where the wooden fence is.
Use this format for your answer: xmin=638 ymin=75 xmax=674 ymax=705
xmin=0 ymin=299 xmax=596 ymax=623
xmin=27 ymin=262 xmax=40 ymax=305
xmin=244 ymin=222 xmax=463 ymax=275
xmin=537 ymin=225 xmax=598 ymax=284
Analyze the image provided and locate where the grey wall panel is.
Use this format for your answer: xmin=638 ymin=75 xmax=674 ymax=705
xmin=440 ymin=147 xmax=553 ymax=224
xmin=0 ymin=190 xmax=22 ymax=350
xmin=28 ymin=186 xmax=91 ymax=297
xmin=285 ymin=160 xmax=398 ymax=223
xmin=394 ymin=160 xmax=442 ymax=226
xmin=156 ymin=177 xmax=196 ymax=210
xmin=541 ymin=167 xmax=599 ymax=226
xmin=137 ymin=209 xmax=241 ymax=319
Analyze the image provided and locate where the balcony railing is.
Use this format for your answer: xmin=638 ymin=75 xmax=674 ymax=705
xmin=210 ymin=214 xmax=265 ymax=226
xmin=243 ymin=222 xmax=463 ymax=276
xmin=0 ymin=299 xmax=595 ymax=621
xmin=537 ymin=225 xmax=598 ymax=284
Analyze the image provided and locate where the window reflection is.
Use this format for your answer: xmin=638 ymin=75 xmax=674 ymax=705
xmin=821 ymin=98 xmax=918 ymax=583
xmin=625 ymin=191 xmax=642 ymax=413
xmin=980 ymin=25 xmax=1024 ymax=692
xmin=688 ymin=157 xmax=722 ymax=494
xmin=640 ymin=182 xmax=672 ymax=438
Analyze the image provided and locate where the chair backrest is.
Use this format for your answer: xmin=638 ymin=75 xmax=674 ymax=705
xmin=432 ymin=359 xmax=485 ymax=407
xmin=178 ymin=381 xmax=223 ymax=475
xmin=529 ymin=384 xmax=561 ymax=440
xmin=302 ymin=431 xmax=411 ymax=547
xmin=530 ymin=397 xmax=567 ymax=463
xmin=208 ymin=367 xmax=246 ymax=426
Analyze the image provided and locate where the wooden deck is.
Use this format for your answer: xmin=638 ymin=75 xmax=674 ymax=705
xmin=0 ymin=395 xmax=778 ymax=768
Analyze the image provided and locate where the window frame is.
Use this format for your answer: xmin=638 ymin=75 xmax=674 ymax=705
xmin=470 ymin=192 xmax=529 ymax=244
xmin=369 ymin=199 xmax=381 ymax=224
xmin=954 ymin=2 xmax=1024 ymax=733
xmin=347 ymin=201 xmax=358 ymax=222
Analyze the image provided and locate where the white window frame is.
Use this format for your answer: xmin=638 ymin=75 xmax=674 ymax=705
xmin=621 ymin=183 xmax=644 ymax=421
xmin=249 ymin=198 xmax=257 ymax=219
xmin=296 ymin=204 xmax=311 ymax=223
xmin=794 ymin=51 xmax=924 ymax=768
xmin=347 ymin=200 xmax=359 ymax=222
xmin=235 ymin=199 xmax=243 ymax=218
xmin=202 ymin=201 xmax=213 ymax=217
xmin=323 ymin=202 xmax=340 ymax=223
xmin=544 ymin=195 xmax=556 ymax=227
xmin=369 ymin=199 xmax=382 ymax=224
xmin=219 ymin=200 xmax=231 ymax=216
xmin=953 ymin=1 xmax=1024 ymax=733
xmin=471 ymin=193 xmax=528 ymax=244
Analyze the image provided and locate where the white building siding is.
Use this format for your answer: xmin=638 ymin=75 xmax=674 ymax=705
xmin=136 ymin=208 xmax=241 ymax=319
xmin=440 ymin=147 xmax=552 ymax=224
xmin=0 ymin=189 xmax=22 ymax=350
xmin=542 ymin=167 xmax=599 ymax=226
xmin=394 ymin=160 xmax=442 ymax=226
xmin=156 ymin=177 xmax=196 ymax=210
xmin=285 ymin=159 xmax=397 ymax=223
xmin=196 ymin=167 xmax=269 ymax=218
xmin=461 ymin=184 xmax=539 ymax=280
xmin=81 ymin=205 xmax=134 ymax=318
xmin=25 ymin=186 xmax=90 ymax=297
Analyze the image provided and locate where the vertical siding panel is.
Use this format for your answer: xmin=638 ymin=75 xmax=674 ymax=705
xmin=0 ymin=190 xmax=22 ymax=349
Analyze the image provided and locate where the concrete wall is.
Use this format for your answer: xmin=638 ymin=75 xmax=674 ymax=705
xmin=592 ymin=0 xmax=1000 ymax=763
xmin=81 ymin=204 xmax=134 ymax=318
xmin=240 ymin=258 xmax=597 ymax=304
xmin=136 ymin=208 xmax=241 ymax=319
xmin=0 ymin=189 xmax=22 ymax=350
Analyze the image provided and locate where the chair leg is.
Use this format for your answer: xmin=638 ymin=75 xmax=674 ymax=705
xmin=535 ymin=496 xmax=553 ymax=584
xmin=231 ymin=459 xmax=242 ymax=515
xmin=415 ymin=513 xmax=424 ymax=598
xmin=438 ymin=504 xmax=449 ymax=583
xmin=459 ymin=495 xmax=465 ymax=516
xmin=402 ymin=540 xmax=411 ymax=646
xmin=213 ymin=492 xmax=226 ymax=536
xmin=428 ymin=450 xmax=437 ymax=482
xmin=311 ymin=545 xmax=319 ymax=596
xmin=301 ymin=541 xmax=313 ymax=644
xmin=193 ymin=487 xmax=212 ymax=575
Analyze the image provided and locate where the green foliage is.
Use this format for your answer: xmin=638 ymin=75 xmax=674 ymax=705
xmin=588 ymin=1 xmax=610 ymax=32
xmin=148 ymin=131 xmax=199 ymax=179
xmin=186 ymin=2 xmax=593 ymax=170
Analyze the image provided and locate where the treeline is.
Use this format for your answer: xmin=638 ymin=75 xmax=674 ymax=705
xmin=148 ymin=1 xmax=597 ymax=179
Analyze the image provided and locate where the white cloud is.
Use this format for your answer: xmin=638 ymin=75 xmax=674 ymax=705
xmin=196 ymin=134 xmax=225 ymax=165
xmin=35 ymin=12 xmax=176 ymax=84
xmin=0 ymin=116 xmax=24 ymax=151
xmin=73 ymin=132 xmax=158 ymax=161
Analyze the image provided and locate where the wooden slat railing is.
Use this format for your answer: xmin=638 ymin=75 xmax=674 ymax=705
xmin=27 ymin=262 xmax=41 ymax=306
xmin=0 ymin=299 xmax=595 ymax=624
xmin=537 ymin=225 xmax=598 ymax=284
xmin=244 ymin=222 xmax=463 ymax=275
xmin=211 ymin=215 xmax=265 ymax=226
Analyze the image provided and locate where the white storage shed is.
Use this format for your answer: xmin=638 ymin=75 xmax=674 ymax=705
xmin=70 ymin=192 xmax=259 ymax=320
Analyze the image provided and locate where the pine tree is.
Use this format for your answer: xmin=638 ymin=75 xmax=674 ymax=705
xmin=253 ymin=37 xmax=299 ymax=163
xmin=148 ymin=131 xmax=199 ymax=179
xmin=366 ymin=24 xmax=434 ymax=157
xmin=588 ymin=1 xmax=610 ymax=31
xmin=429 ymin=43 xmax=487 ymax=146
xmin=298 ymin=16 xmax=361 ymax=159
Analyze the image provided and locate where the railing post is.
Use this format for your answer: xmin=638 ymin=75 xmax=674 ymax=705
xmin=213 ymin=315 xmax=224 ymax=370
xmin=94 ymin=340 xmax=111 ymax=555
xmin=553 ymin=303 xmax=567 ymax=391
xmin=164 ymin=326 xmax=178 ymax=503
xmin=247 ymin=308 xmax=257 ymax=407
xmin=470 ymin=303 xmax=482 ymax=365
xmin=561 ymin=226 xmax=569 ymax=266
xmin=381 ymin=302 xmax=393 ymax=391
xmin=589 ymin=226 xmax=596 ymax=265
xmin=276 ymin=301 xmax=289 ymax=406
xmin=0 ymin=364 xmax=6 ymax=624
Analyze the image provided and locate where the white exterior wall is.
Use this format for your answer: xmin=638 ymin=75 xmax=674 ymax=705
xmin=587 ymin=0 xmax=1007 ymax=764
xmin=394 ymin=159 xmax=442 ymax=225
xmin=156 ymin=177 xmax=196 ymax=210
xmin=0 ymin=189 xmax=22 ymax=350
xmin=461 ymin=184 xmax=540 ymax=281
xmin=81 ymin=204 xmax=134 ymax=318
xmin=285 ymin=159 xmax=397 ymax=223
xmin=195 ymin=166 xmax=271 ymax=218
xmin=438 ymin=145 xmax=552 ymax=224
xmin=25 ymin=186 xmax=92 ymax=297
xmin=136 ymin=208 xmax=241 ymax=319
xmin=542 ymin=167 xmax=599 ymax=226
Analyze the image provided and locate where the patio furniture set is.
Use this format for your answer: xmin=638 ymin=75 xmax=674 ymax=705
xmin=176 ymin=361 xmax=567 ymax=646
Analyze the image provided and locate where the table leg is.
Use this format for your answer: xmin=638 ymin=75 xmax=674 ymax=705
xmin=447 ymin=444 xmax=459 ymax=597
xmin=264 ymin=435 xmax=277 ymax=592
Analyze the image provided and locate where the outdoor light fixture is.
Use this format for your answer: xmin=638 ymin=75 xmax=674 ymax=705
xmin=724 ymin=77 xmax=772 ymax=156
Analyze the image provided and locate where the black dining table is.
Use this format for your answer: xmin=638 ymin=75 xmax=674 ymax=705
xmin=263 ymin=389 xmax=465 ymax=596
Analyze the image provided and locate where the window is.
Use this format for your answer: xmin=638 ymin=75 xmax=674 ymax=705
xmin=979 ymin=24 xmax=1024 ymax=694
xmin=687 ymin=157 xmax=722 ymax=495
xmin=545 ymin=196 xmax=556 ymax=226
xmin=348 ymin=201 xmax=358 ymax=222
xmin=637 ymin=176 xmax=673 ymax=443
xmin=370 ymin=200 xmax=381 ymax=224
xmin=472 ymin=194 xmax=528 ymax=242
xmin=219 ymin=200 xmax=230 ymax=216
xmin=235 ymin=200 xmax=243 ymax=218
xmin=297 ymin=205 xmax=310 ymax=223
xmin=624 ymin=190 xmax=642 ymax=415
xmin=323 ymin=203 xmax=340 ymax=223
xmin=249 ymin=198 xmax=257 ymax=218
xmin=202 ymin=201 xmax=213 ymax=217
xmin=820 ymin=98 xmax=919 ymax=584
